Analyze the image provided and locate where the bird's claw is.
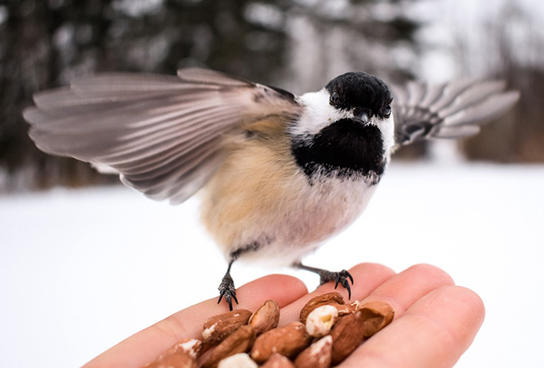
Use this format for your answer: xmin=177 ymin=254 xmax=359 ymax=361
xmin=334 ymin=270 xmax=354 ymax=299
xmin=218 ymin=273 xmax=238 ymax=311
xmin=321 ymin=269 xmax=354 ymax=299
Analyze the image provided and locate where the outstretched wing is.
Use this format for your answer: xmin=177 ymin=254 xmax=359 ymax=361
xmin=24 ymin=68 xmax=301 ymax=204
xmin=391 ymin=79 xmax=519 ymax=151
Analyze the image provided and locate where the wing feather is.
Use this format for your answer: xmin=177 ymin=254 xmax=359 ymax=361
xmin=24 ymin=68 xmax=301 ymax=204
xmin=392 ymin=78 xmax=519 ymax=150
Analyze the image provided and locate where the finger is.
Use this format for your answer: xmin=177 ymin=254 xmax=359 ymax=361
xmin=359 ymin=264 xmax=455 ymax=319
xmin=279 ymin=263 xmax=396 ymax=326
xmin=84 ymin=274 xmax=307 ymax=368
xmin=342 ymin=286 xmax=485 ymax=368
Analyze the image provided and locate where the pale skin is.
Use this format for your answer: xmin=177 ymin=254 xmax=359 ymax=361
xmin=84 ymin=263 xmax=485 ymax=368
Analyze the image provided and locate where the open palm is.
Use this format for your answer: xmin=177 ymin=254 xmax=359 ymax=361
xmin=84 ymin=263 xmax=484 ymax=368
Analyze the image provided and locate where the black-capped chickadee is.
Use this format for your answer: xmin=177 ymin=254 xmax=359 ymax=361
xmin=23 ymin=68 xmax=519 ymax=310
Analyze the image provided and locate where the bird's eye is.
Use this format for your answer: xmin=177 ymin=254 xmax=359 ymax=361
xmin=330 ymin=91 xmax=340 ymax=105
xmin=383 ymin=106 xmax=391 ymax=118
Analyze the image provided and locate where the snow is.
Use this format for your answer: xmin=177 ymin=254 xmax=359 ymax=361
xmin=1 ymin=163 xmax=543 ymax=367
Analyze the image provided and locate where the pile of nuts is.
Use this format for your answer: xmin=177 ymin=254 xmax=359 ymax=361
xmin=144 ymin=292 xmax=394 ymax=368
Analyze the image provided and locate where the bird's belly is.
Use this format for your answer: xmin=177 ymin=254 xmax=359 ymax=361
xmin=201 ymin=163 xmax=377 ymax=265
xmin=249 ymin=175 xmax=378 ymax=264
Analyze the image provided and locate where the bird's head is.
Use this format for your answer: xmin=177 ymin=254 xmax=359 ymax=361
xmin=291 ymin=72 xmax=395 ymax=154
xmin=325 ymin=72 xmax=393 ymax=125
xmin=290 ymin=72 xmax=396 ymax=179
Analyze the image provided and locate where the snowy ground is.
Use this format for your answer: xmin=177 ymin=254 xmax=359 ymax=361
xmin=1 ymin=163 xmax=543 ymax=368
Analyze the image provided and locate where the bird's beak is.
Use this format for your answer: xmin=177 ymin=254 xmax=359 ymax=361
xmin=357 ymin=113 xmax=370 ymax=125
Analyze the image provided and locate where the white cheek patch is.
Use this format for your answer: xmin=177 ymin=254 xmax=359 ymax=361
xmin=378 ymin=114 xmax=395 ymax=157
xmin=291 ymin=89 xmax=351 ymax=137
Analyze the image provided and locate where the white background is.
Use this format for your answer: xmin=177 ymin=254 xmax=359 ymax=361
xmin=2 ymin=162 xmax=543 ymax=367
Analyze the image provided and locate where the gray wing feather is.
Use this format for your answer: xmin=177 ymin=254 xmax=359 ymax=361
xmin=392 ymin=78 xmax=519 ymax=150
xmin=24 ymin=68 xmax=300 ymax=204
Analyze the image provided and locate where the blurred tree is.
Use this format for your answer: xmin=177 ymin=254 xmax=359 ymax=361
xmin=452 ymin=2 xmax=544 ymax=162
xmin=0 ymin=0 xmax=421 ymax=191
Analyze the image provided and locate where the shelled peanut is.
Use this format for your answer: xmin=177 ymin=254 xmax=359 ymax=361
xmin=142 ymin=293 xmax=394 ymax=368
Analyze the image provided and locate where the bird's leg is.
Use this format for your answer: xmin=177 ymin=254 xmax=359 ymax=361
xmin=292 ymin=261 xmax=354 ymax=299
xmin=217 ymin=241 xmax=265 ymax=310
xmin=217 ymin=259 xmax=238 ymax=311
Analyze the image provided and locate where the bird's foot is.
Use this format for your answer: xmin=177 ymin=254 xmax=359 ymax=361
xmin=318 ymin=269 xmax=354 ymax=299
xmin=217 ymin=272 xmax=238 ymax=311
xmin=292 ymin=262 xmax=355 ymax=299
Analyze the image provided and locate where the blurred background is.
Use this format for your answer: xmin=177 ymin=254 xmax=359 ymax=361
xmin=1 ymin=0 xmax=543 ymax=367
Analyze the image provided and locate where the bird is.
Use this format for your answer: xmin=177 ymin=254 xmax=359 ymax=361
xmin=23 ymin=67 xmax=519 ymax=310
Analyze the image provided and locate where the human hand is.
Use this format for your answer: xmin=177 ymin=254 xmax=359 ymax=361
xmin=84 ymin=263 xmax=484 ymax=368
